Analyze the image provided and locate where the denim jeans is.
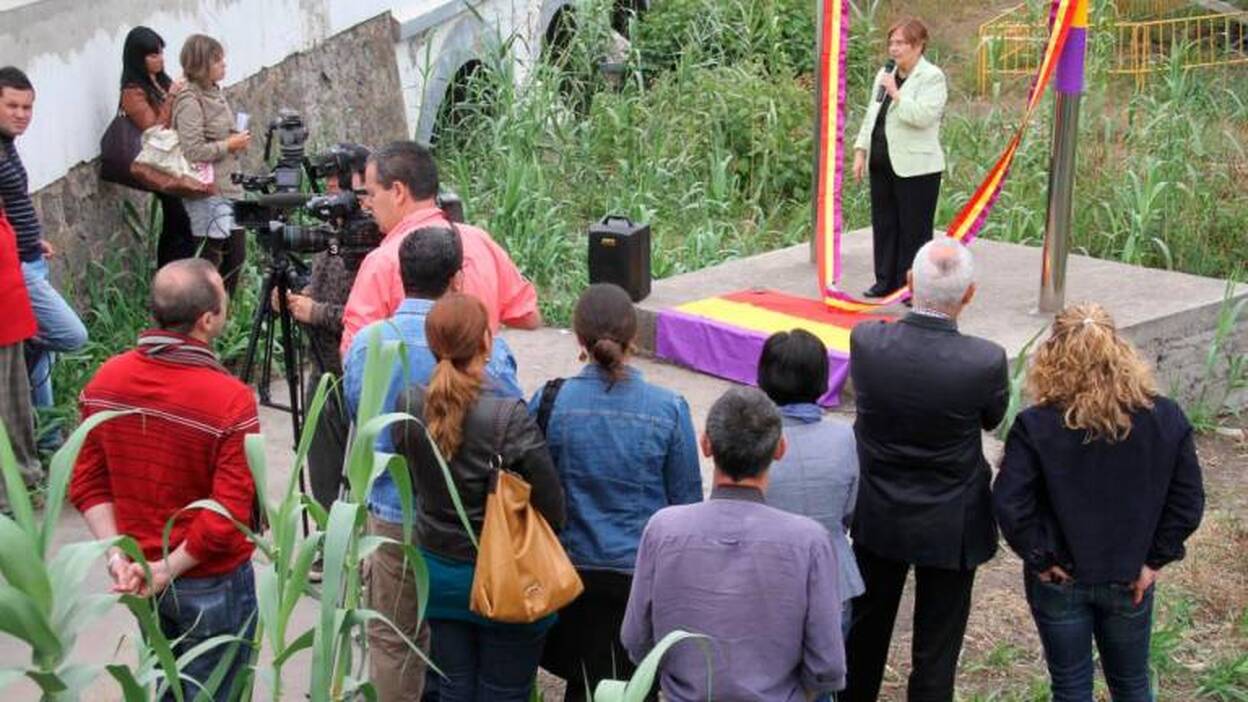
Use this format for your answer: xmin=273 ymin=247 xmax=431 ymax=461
xmin=1024 ymin=570 xmax=1155 ymax=702
xmin=21 ymin=258 xmax=88 ymax=410
xmin=155 ymin=562 xmax=257 ymax=701
xmin=429 ymin=619 xmax=545 ymax=701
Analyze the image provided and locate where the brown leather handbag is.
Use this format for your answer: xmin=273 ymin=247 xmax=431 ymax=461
xmin=468 ymin=401 xmax=583 ymax=624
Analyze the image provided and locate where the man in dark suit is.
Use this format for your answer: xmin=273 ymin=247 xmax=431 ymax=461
xmin=844 ymin=238 xmax=1008 ymax=702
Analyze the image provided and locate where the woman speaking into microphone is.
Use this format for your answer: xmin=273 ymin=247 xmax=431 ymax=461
xmin=852 ymin=17 xmax=947 ymax=299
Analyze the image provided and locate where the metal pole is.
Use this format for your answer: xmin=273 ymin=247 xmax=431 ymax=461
xmin=810 ymin=0 xmax=827 ymax=264
xmin=1038 ymin=0 xmax=1089 ymax=313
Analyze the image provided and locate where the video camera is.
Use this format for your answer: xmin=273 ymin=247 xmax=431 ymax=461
xmin=230 ymin=112 xmax=381 ymax=270
xmin=232 ymin=110 xmax=309 ymax=194
xmin=237 ymin=190 xmax=381 ymax=265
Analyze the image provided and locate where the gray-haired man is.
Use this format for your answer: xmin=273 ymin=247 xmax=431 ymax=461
xmin=845 ymin=237 xmax=1009 ymax=702
xmin=621 ymin=387 xmax=846 ymax=701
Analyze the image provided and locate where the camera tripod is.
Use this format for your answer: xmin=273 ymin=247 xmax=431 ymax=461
xmin=239 ymin=250 xmax=312 ymax=531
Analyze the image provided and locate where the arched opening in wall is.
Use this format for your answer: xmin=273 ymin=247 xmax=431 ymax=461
xmin=543 ymin=5 xmax=577 ymax=70
xmin=542 ymin=5 xmax=585 ymax=104
xmin=431 ymin=59 xmax=495 ymax=149
xmin=612 ymin=0 xmax=649 ymax=37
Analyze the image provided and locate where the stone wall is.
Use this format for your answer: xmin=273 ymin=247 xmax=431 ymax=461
xmin=29 ymin=12 xmax=408 ymax=291
xmin=1127 ymin=297 xmax=1248 ymax=413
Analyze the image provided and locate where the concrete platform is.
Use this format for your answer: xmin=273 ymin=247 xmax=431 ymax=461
xmin=636 ymin=228 xmax=1248 ymax=407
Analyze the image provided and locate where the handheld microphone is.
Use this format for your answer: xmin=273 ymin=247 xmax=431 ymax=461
xmin=876 ymin=59 xmax=897 ymax=102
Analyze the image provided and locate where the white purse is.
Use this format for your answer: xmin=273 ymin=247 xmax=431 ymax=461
xmin=133 ymin=127 xmax=212 ymax=185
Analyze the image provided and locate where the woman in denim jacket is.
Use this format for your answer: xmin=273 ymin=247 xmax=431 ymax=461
xmin=758 ymin=329 xmax=864 ymax=641
xmin=530 ymin=283 xmax=703 ymax=700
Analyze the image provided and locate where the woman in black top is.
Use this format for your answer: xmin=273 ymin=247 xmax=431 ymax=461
xmin=117 ymin=27 xmax=196 ymax=266
xmin=850 ymin=17 xmax=948 ymax=298
xmin=993 ymin=303 xmax=1204 ymax=702
xmin=393 ymin=293 xmax=565 ymax=702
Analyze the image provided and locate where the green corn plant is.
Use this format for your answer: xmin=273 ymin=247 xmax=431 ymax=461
xmin=0 ymin=411 xmax=162 ymax=699
xmin=593 ymin=630 xmax=711 ymax=702
xmin=106 ymin=598 xmax=248 ymax=702
xmin=166 ymin=327 xmax=437 ymax=701
xmin=1 ymin=407 xmax=248 ymax=701
xmin=995 ymin=325 xmax=1049 ymax=441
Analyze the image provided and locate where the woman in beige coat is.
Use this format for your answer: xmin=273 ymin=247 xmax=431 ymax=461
xmin=172 ymin=34 xmax=250 ymax=295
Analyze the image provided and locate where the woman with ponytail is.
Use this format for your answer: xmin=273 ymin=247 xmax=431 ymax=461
xmin=393 ymin=293 xmax=563 ymax=702
xmin=993 ymin=303 xmax=1204 ymax=702
xmin=531 ymin=283 xmax=703 ymax=700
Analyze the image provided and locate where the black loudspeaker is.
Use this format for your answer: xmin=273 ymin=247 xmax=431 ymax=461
xmin=588 ymin=216 xmax=651 ymax=302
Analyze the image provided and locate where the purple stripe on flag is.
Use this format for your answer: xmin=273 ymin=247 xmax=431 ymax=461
xmin=1055 ymin=27 xmax=1087 ymax=94
xmin=654 ymin=308 xmax=850 ymax=407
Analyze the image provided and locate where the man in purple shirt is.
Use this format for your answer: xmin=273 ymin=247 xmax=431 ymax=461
xmin=621 ymin=387 xmax=846 ymax=701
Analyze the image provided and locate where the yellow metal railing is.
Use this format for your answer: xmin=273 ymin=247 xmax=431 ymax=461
xmin=977 ymin=3 xmax=1248 ymax=93
xmin=977 ymin=4 xmax=1047 ymax=94
xmin=1113 ymin=0 xmax=1189 ymax=18
xmin=1113 ymin=11 xmax=1248 ymax=87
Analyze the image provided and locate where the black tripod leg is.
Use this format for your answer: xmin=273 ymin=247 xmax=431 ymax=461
xmin=240 ymin=270 xmax=277 ymax=386
xmin=260 ymin=313 xmax=276 ymax=405
xmin=275 ymin=282 xmax=312 ymax=536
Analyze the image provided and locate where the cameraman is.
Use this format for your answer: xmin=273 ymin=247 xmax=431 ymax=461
xmin=276 ymin=143 xmax=370 ymax=516
xmin=339 ymin=141 xmax=540 ymax=356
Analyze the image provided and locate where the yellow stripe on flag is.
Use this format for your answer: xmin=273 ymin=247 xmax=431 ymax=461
xmin=676 ymin=298 xmax=853 ymax=351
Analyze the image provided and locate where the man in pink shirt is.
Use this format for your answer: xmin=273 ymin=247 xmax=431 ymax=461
xmin=341 ymin=141 xmax=539 ymax=356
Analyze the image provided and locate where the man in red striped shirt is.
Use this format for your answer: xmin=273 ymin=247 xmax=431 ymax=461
xmin=70 ymin=258 xmax=259 ymax=700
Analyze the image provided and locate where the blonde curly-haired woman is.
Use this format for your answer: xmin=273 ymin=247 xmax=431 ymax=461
xmin=993 ymin=303 xmax=1205 ymax=702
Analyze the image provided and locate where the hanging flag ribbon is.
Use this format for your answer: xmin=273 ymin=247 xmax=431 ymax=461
xmin=813 ymin=0 xmax=852 ymax=292
xmin=817 ymin=0 xmax=1083 ymax=312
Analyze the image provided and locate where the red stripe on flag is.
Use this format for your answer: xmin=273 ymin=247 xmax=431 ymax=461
xmin=721 ymin=289 xmax=894 ymax=327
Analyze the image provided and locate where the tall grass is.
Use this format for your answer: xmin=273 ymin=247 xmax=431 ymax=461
xmin=432 ymin=0 xmax=1246 ymax=328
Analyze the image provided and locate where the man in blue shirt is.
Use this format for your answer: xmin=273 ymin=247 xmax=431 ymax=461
xmin=341 ymin=225 xmax=522 ymax=701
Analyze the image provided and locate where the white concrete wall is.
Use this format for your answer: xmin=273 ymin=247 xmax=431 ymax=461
xmin=1 ymin=0 xmax=573 ymax=191
xmin=394 ymin=0 xmax=573 ymax=142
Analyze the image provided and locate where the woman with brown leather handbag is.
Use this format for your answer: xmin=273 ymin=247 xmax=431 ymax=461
xmin=393 ymin=293 xmax=571 ymax=702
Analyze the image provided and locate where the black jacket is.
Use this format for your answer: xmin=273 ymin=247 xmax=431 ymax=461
xmin=393 ymin=387 xmax=566 ymax=562
xmin=850 ymin=313 xmax=1009 ymax=570
xmin=993 ymin=396 xmax=1204 ymax=584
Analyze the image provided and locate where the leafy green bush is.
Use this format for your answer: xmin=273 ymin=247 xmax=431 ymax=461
xmin=633 ymin=0 xmax=817 ymax=76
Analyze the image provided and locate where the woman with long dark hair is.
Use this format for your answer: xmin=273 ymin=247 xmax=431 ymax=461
xmin=993 ymin=303 xmax=1205 ymax=701
xmin=394 ymin=293 xmax=565 ymax=701
xmin=119 ymin=26 xmax=197 ymax=266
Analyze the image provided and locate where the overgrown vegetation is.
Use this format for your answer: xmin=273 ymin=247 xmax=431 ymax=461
xmin=431 ymin=0 xmax=1246 ymax=328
